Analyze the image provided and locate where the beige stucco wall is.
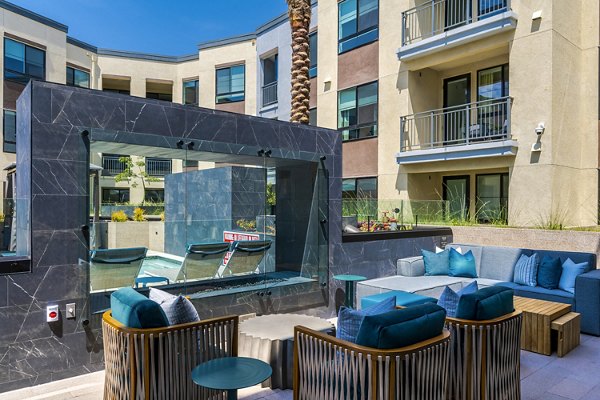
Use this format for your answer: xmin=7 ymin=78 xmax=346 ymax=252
xmin=198 ymin=40 xmax=257 ymax=115
xmin=315 ymin=0 xmax=338 ymax=130
xmin=380 ymin=0 xmax=599 ymax=227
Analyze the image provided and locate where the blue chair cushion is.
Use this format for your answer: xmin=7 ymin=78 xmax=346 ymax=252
xmin=455 ymin=286 xmax=514 ymax=321
xmin=111 ymin=287 xmax=169 ymax=329
xmin=495 ymin=281 xmax=573 ymax=304
xmin=513 ymin=253 xmax=539 ymax=287
xmin=422 ymin=249 xmax=450 ymax=276
xmin=337 ymin=296 xmax=396 ymax=343
xmin=449 ymin=249 xmax=477 ymax=278
xmin=559 ymin=258 xmax=589 ymax=294
xmin=360 ymin=290 xmax=436 ymax=309
xmin=91 ymin=247 xmax=147 ymax=264
xmin=537 ymin=256 xmax=562 ymax=290
xmin=437 ymin=281 xmax=478 ymax=317
xmin=356 ymin=303 xmax=446 ymax=349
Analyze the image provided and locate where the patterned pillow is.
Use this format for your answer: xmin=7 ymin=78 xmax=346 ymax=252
xmin=437 ymin=281 xmax=478 ymax=317
xmin=336 ymin=296 xmax=396 ymax=343
xmin=513 ymin=253 xmax=539 ymax=287
xmin=149 ymin=287 xmax=200 ymax=326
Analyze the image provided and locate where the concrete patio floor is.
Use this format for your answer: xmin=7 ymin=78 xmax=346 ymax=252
xmin=3 ymin=334 xmax=600 ymax=400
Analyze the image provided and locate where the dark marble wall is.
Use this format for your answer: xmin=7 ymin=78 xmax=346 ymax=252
xmin=0 ymin=81 xmax=342 ymax=392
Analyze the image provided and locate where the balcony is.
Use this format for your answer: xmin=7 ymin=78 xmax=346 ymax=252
xmin=262 ymin=81 xmax=278 ymax=107
xmin=146 ymin=158 xmax=172 ymax=177
xmin=397 ymin=97 xmax=518 ymax=164
xmin=398 ymin=0 xmax=517 ymax=63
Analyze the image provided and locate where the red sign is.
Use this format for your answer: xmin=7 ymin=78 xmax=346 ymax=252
xmin=222 ymin=230 xmax=261 ymax=265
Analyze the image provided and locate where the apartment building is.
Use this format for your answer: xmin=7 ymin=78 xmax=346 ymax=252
xmin=0 ymin=0 xmax=598 ymax=227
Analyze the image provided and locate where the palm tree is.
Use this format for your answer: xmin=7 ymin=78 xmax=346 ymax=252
xmin=286 ymin=0 xmax=312 ymax=124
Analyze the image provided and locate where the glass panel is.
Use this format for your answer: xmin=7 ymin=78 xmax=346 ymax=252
xmin=444 ymin=177 xmax=468 ymax=220
xmin=66 ymin=67 xmax=74 ymax=86
xmin=216 ymin=68 xmax=230 ymax=95
xmin=444 ymin=76 xmax=469 ymax=143
xmin=479 ymin=0 xmax=507 ymax=16
xmin=183 ymin=80 xmax=199 ymax=105
xmin=338 ymin=88 xmax=356 ymax=128
xmin=309 ymin=33 xmax=318 ymax=78
xmin=309 ymin=108 xmax=317 ymax=126
xmin=74 ymin=69 xmax=90 ymax=88
xmin=4 ymin=39 xmax=24 ymax=74
xmin=476 ymin=174 xmax=508 ymax=223
xmin=358 ymin=0 xmax=378 ymax=32
xmin=230 ymin=65 xmax=245 ymax=94
xmin=342 ymin=178 xmax=357 ymax=197
xmin=3 ymin=110 xmax=16 ymax=153
xmin=478 ymin=66 xmax=504 ymax=101
xmin=339 ymin=0 xmax=358 ymax=40
xmin=25 ymin=46 xmax=44 ymax=80
xmin=357 ymin=177 xmax=377 ymax=198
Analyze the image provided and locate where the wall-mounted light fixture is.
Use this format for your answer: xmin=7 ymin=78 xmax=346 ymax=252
xmin=531 ymin=122 xmax=545 ymax=152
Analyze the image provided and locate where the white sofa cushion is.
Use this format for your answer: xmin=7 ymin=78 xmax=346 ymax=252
xmin=357 ymin=276 xmax=465 ymax=301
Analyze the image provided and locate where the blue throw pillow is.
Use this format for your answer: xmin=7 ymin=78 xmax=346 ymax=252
xmin=449 ymin=248 xmax=477 ymax=278
xmin=537 ymin=256 xmax=562 ymax=289
xmin=422 ymin=249 xmax=450 ymax=276
xmin=111 ymin=287 xmax=169 ymax=329
xmin=437 ymin=281 xmax=478 ymax=317
xmin=336 ymin=296 xmax=396 ymax=343
xmin=558 ymin=258 xmax=588 ymax=294
xmin=513 ymin=253 xmax=539 ymax=287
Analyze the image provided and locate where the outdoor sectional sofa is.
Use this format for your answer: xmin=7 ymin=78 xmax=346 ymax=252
xmin=356 ymin=243 xmax=600 ymax=335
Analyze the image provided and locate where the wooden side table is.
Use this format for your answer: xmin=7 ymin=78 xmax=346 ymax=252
xmin=552 ymin=312 xmax=581 ymax=357
xmin=514 ymin=296 xmax=571 ymax=355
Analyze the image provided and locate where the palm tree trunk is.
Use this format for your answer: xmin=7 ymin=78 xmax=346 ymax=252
xmin=287 ymin=0 xmax=312 ymax=124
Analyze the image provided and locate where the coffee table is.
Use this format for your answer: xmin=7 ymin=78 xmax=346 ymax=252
xmin=238 ymin=313 xmax=334 ymax=389
xmin=191 ymin=357 xmax=272 ymax=400
xmin=514 ymin=296 xmax=575 ymax=355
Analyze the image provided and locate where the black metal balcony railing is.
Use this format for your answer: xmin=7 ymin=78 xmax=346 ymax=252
xmin=400 ymin=97 xmax=512 ymax=152
xmin=102 ymin=155 xmax=127 ymax=176
xmin=262 ymin=81 xmax=278 ymax=107
xmin=146 ymin=158 xmax=172 ymax=177
xmin=401 ymin=0 xmax=510 ymax=46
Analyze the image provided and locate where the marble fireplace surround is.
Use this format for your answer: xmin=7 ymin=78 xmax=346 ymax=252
xmin=1 ymin=81 xmax=342 ymax=392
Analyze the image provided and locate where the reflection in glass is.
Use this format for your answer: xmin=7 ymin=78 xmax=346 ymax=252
xmin=87 ymin=136 xmax=328 ymax=308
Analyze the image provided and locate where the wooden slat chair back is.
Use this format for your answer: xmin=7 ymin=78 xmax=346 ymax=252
xmin=90 ymin=247 xmax=147 ymax=292
xmin=445 ymin=311 xmax=522 ymax=400
xmin=293 ymin=326 xmax=451 ymax=400
xmin=102 ymin=311 xmax=239 ymax=400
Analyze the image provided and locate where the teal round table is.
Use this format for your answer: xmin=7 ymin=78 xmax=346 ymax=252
xmin=191 ymin=357 xmax=272 ymax=400
xmin=333 ymin=274 xmax=367 ymax=308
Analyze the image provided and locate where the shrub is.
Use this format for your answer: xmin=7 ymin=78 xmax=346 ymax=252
xmin=160 ymin=211 xmax=165 ymax=222
xmin=133 ymin=207 xmax=146 ymax=222
xmin=111 ymin=210 xmax=128 ymax=222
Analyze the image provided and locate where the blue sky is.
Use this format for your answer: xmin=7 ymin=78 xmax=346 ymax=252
xmin=9 ymin=0 xmax=289 ymax=55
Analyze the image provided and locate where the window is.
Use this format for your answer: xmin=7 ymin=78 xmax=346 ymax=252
xmin=338 ymin=0 xmax=378 ymax=53
xmin=338 ymin=81 xmax=378 ymax=141
xmin=309 ymin=32 xmax=318 ymax=78
xmin=183 ymin=80 xmax=199 ymax=105
xmin=309 ymin=108 xmax=317 ymax=126
xmin=66 ymin=66 xmax=90 ymax=88
xmin=476 ymin=173 xmax=509 ymax=223
xmin=102 ymin=188 xmax=130 ymax=204
xmin=3 ymin=110 xmax=16 ymax=153
xmin=342 ymin=177 xmax=377 ymax=199
xmin=102 ymin=154 xmax=127 ymax=176
xmin=144 ymin=189 xmax=164 ymax=203
xmin=478 ymin=64 xmax=509 ymax=101
xmin=146 ymin=92 xmax=172 ymax=102
xmin=477 ymin=64 xmax=509 ymax=137
xmin=103 ymin=88 xmax=130 ymax=95
xmin=4 ymin=38 xmax=45 ymax=84
xmin=216 ymin=65 xmax=245 ymax=103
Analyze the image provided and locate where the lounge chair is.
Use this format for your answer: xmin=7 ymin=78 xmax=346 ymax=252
xmin=294 ymin=304 xmax=451 ymax=400
xmin=223 ymin=240 xmax=272 ymax=276
xmin=181 ymin=242 xmax=230 ymax=281
xmin=445 ymin=286 xmax=522 ymax=400
xmin=102 ymin=288 xmax=238 ymax=399
xmin=90 ymin=247 xmax=147 ymax=292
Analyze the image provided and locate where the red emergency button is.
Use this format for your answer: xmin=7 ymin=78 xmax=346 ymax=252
xmin=49 ymin=311 xmax=57 ymax=319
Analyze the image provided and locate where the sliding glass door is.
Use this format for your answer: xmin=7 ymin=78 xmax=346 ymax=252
xmin=477 ymin=64 xmax=509 ymax=140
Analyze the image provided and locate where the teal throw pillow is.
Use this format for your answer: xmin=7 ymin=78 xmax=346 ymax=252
xmin=449 ymin=248 xmax=477 ymax=278
xmin=422 ymin=249 xmax=450 ymax=276
xmin=537 ymin=256 xmax=562 ymax=290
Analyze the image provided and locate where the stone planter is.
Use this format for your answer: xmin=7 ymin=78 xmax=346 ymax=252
xmin=102 ymin=205 xmax=164 ymax=218
xmin=108 ymin=221 xmax=150 ymax=249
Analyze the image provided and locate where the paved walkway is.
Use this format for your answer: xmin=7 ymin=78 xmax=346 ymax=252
xmin=3 ymin=335 xmax=600 ymax=399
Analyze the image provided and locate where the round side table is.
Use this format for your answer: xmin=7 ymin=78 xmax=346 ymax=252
xmin=333 ymin=274 xmax=367 ymax=308
xmin=191 ymin=357 xmax=272 ymax=400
